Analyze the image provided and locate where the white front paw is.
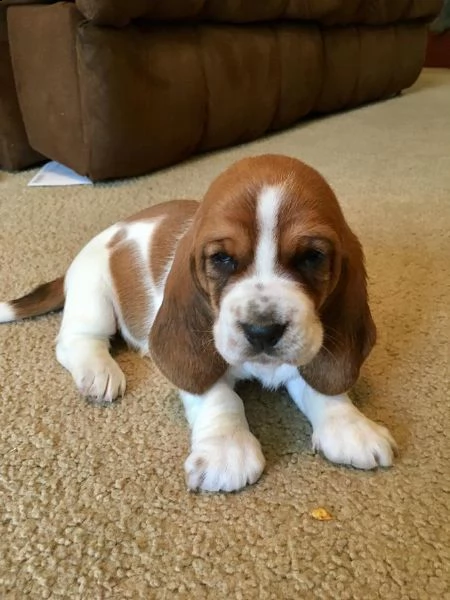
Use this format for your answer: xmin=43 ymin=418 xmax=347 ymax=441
xmin=73 ymin=357 xmax=126 ymax=403
xmin=185 ymin=430 xmax=265 ymax=492
xmin=312 ymin=409 xmax=397 ymax=470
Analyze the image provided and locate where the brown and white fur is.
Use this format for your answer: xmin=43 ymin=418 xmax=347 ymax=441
xmin=0 ymin=155 xmax=396 ymax=492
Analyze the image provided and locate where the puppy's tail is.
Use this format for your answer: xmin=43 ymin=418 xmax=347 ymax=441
xmin=0 ymin=276 xmax=65 ymax=323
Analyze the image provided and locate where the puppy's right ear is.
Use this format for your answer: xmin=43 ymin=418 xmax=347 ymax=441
xmin=150 ymin=227 xmax=227 ymax=394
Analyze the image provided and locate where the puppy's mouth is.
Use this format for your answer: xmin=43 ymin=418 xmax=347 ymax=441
xmin=246 ymin=351 xmax=284 ymax=365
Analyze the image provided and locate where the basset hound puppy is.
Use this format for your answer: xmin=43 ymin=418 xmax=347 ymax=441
xmin=0 ymin=155 xmax=396 ymax=492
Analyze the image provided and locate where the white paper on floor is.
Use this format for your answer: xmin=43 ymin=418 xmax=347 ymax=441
xmin=28 ymin=161 xmax=92 ymax=187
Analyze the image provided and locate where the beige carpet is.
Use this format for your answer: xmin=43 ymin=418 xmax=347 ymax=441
xmin=1 ymin=68 xmax=449 ymax=599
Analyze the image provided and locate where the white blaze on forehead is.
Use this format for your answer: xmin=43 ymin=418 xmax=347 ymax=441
xmin=254 ymin=185 xmax=283 ymax=277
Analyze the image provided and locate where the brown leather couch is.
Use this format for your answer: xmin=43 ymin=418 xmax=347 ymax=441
xmin=4 ymin=0 xmax=442 ymax=180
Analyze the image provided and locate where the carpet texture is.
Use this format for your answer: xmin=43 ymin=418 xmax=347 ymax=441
xmin=1 ymin=69 xmax=449 ymax=599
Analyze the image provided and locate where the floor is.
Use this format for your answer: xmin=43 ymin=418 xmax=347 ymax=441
xmin=0 ymin=69 xmax=449 ymax=599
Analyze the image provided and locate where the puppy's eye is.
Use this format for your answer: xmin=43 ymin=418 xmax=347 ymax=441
xmin=210 ymin=252 xmax=238 ymax=273
xmin=293 ymin=249 xmax=326 ymax=271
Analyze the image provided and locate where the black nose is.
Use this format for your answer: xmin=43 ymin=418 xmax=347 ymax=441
xmin=240 ymin=322 xmax=287 ymax=352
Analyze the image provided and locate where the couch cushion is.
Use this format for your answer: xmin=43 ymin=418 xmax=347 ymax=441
xmin=75 ymin=0 xmax=442 ymax=27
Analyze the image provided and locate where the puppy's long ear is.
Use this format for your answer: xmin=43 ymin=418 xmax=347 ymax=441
xmin=150 ymin=227 xmax=227 ymax=394
xmin=299 ymin=232 xmax=376 ymax=396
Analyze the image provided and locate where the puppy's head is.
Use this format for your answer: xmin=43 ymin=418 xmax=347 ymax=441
xmin=152 ymin=155 xmax=376 ymax=395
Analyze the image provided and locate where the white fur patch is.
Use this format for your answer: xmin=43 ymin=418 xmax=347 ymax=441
xmin=232 ymin=362 xmax=299 ymax=390
xmin=254 ymin=186 xmax=282 ymax=278
xmin=181 ymin=379 xmax=266 ymax=492
xmin=55 ymin=224 xmax=126 ymax=402
xmin=286 ymin=377 xmax=397 ymax=469
xmin=0 ymin=302 xmax=15 ymax=323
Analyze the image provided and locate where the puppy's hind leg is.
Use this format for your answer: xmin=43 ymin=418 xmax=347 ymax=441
xmin=56 ymin=227 xmax=126 ymax=402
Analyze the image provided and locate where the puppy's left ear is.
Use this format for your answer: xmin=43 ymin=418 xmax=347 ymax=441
xmin=299 ymin=231 xmax=376 ymax=396
xmin=150 ymin=226 xmax=227 ymax=394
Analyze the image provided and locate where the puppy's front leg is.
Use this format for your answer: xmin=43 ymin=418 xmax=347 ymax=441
xmin=181 ymin=378 xmax=265 ymax=492
xmin=287 ymin=376 xmax=397 ymax=469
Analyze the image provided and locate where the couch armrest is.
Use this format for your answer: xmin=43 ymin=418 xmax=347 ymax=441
xmin=0 ymin=5 xmax=44 ymax=169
